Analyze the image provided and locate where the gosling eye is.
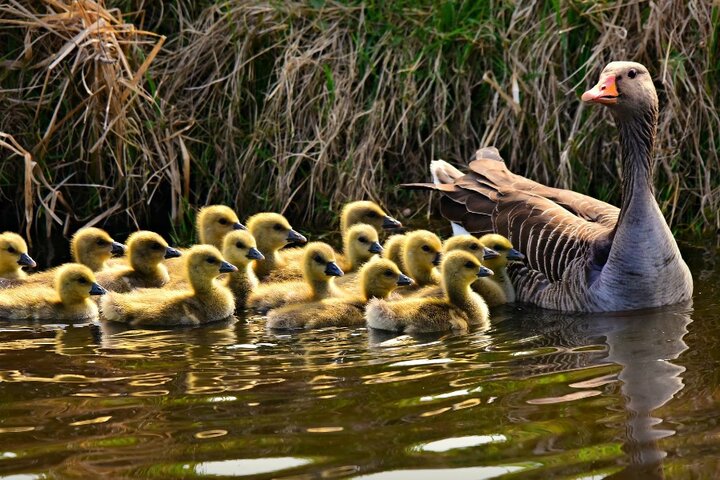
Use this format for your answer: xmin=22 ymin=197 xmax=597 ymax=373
xmin=367 ymin=212 xmax=378 ymax=218
xmin=96 ymin=239 xmax=108 ymax=246
xmin=235 ymin=242 xmax=246 ymax=249
xmin=384 ymin=269 xmax=394 ymax=277
xmin=273 ymin=224 xmax=283 ymax=231
xmin=469 ymin=244 xmax=479 ymax=250
xmin=7 ymin=247 xmax=16 ymax=254
xmin=313 ymin=254 xmax=324 ymax=264
xmin=358 ymin=236 xmax=368 ymax=244
xmin=628 ymin=69 xmax=637 ymax=79
xmin=464 ymin=261 xmax=475 ymax=268
xmin=493 ymin=244 xmax=504 ymax=251
xmin=76 ymin=277 xmax=89 ymax=284
xmin=206 ymin=257 xmax=217 ymax=264
xmin=218 ymin=218 xmax=229 ymax=225
xmin=151 ymin=243 xmax=164 ymax=251
xmin=421 ymin=245 xmax=431 ymax=252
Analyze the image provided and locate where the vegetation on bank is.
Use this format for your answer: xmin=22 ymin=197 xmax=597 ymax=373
xmin=0 ymin=0 xmax=718 ymax=243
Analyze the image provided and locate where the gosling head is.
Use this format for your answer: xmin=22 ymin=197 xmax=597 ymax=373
xmin=442 ymin=251 xmax=494 ymax=288
xmin=55 ymin=263 xmax=106 ymax=304
xmin=125 ymin=231 xmax=181 ymax=272
xmin=185 ymin=244 xmax=238 ymax=287
xmin=302 ymin=242 xmax=344 ymax=281
xmin=0 ymin=232 xmax=36 ymax=274
xmin=341 ymin=201 xmax=402 ymax=235
xmin=197 ymin=205 xmax=246 ymax=249
xmin=345 ymin=223 xmax=383 ymax=267
xmin=478 ymin=234 xmax=524 ymax=272
xmin=360 ymin=257 xmax=412 ymax=300
xmin=443 ymin=235 xmax=499 ymax=262
xmin=71 ymin=227 xmax=126 ymax=271
xmin=222 ymin=230 xmax=264 ymax=268
xmin=403 ymin=230 xmax=443 ymax=275
xmin=246 ymin=212 xmax=307 ymax=253
xmin=581 ymin=61 xmax=657 ymax=121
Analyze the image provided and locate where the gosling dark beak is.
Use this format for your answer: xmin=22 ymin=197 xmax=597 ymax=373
xmin=164 ymin=246 xmax=182 ymax=259
xmin=368 ymin=241 xmax=384 ymax=254
xmin=382 ymin=215 xmax=402 ymax=229
xmin=432 ymin=252 xmax=442 ymax=266
xmin=17 ymin=253 xmax=36 ymax=268
xmin=110 ymin=241 xmax=126 ymax=256
xmin=396 ymin=273 xmax=413 ymax=286
xmin=89 ymin=282 xmax=106 ymax=296
xmin=286 ymin=229 xmax=307 ymax=245
xmin=233 ymin=222 xmax=247 ymax=231
xmin=507 ymin=248 xmax=525 ymax=261
xmin=246 ymin=247 xmax=265 ymax=261
xmin=324 ymin=261 xmax=344 ymax=277
xmin=483 ymin=248 xmax=499 ymax=260
xmin=477 ymin=266 xmax=494 ymax=278
xmin=219 ymin=261 xmax=238 ymax=273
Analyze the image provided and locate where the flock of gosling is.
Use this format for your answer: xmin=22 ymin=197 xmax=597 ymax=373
xmin=0 ymin=201 xmax=524 ymax=333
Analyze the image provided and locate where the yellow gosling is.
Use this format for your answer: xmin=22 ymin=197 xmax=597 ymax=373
xmin=334 ymin=224 xmax=384 ymax=289
xmin=246 ymin=212 xmax=307 ymax=281
xmin=0 ymin=264 xmax=105 ymax=321
xmin=197 ymin=205 xmax=246 ymax=249
xmin=340 ymin=200 xmax=402 ymax=236
xmin=0 ymin=232 xmax=36 ymax=280
xmin=365 ymin=251 xmax=490 ymax=333
xmin=221 ymin=230 xmax=264 ymax=309
xmin=382 ymin=234 xmax=407 ymax=271
xmin=247 ymin=242 xmax=343 ymax=313
xmin=392 ymin=230 xmax=442 ymax=295
xmin=101 ymin=245 xmax=237 ymax=327
xmin=267 ymin=258 xmax=412 ymax=329
xmin=96 ymin=231 xmax=181 ymax=292
xmin=479 ymin=233 xmax=525 ymax=303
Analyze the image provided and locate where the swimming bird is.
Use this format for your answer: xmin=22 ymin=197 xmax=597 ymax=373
xmin=267 ymin=258 xmax=412 ymax=329
xmin=96 ymin=231 xmax=181 ymax=292
xmin=246 ymin=212 xmax=307 ymax=281
xmin=247 ymin=242 xmax=343 ymax=313
xmin=221 ymin=229 xmax=264 ymax=309
xmin=340 ymin=200 xmax=402 ymax=235
xmin=0 ymin=232 xmax=36 ymax=280
xmin=396 ymin=230 xmax=443 ymax=293
xmin=0 ymin=264 xmax=105 ymax=321
xmin=404 ymin=61 xmax=692 ymax=312
xmin=100 ymin=245 xmax=237 ymax=327
xmin=366 ymin=251 xmax=490 ymax=333
xmin=382 ymin=234 xmax=407 ymax=271
xmin=479 ymin=233 xmax=524 ymax=303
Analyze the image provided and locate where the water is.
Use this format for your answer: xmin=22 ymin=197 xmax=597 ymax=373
xmin=0 ymin=244 xmax=718 ymax=479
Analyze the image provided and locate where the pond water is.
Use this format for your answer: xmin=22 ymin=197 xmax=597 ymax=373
xmin=0 ymin=243 xmax=718 ymax=479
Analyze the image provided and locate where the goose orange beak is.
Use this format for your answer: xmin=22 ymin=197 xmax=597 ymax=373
xmin=582 ymin=75 xmax=619 ymax=105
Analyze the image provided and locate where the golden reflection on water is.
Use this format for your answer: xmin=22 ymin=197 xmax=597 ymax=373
xmin=0 ymin=247 xmax=719 ymax=478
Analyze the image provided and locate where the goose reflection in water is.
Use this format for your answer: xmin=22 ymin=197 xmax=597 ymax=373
xmin=506 ymin=303 xmax=691 ymax=479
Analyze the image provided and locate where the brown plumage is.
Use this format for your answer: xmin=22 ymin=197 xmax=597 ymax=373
xmin=100 ymin=245 xmax=237 ymax=327
xmin=266 ymin=258 xmax=412 ymax=329
xmin=95 ymin=231 xmax=181 ymax=292
xmin=365 ymin=251 xmax=490 ymax=333
xmin=404 ymin=61 xmax=692 ymax=312
xmin=0 ymin=264 xmax=105 ymax=321
xmin=247 ymin=242 xmax=343 ymax=313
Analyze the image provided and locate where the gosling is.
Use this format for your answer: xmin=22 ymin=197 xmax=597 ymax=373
xmin=0 ymin=232 xmax=36 ymax=280
xmin=393 ymin=230 xmax=442 ymax=295
xmin=221 ymin=229 xmax=264 ymax=309
xmin=479 ymin=233 xmax=525 ymax=303
xmin=246 ymin=212 xmax=307 ymax=281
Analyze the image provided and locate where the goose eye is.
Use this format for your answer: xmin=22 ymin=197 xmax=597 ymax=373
xmin=465 ymin=261 xmax=475 ymax=268
xmin=358 ymin=236 xmax=368 ymax=243
xmin=384 ymin=269 xmax=394 ymax=277
xmin=235 ymin=241 xmax=245 ymax=249
xmin=367 ymin=212 xmax=378 ymax=218
xmin=273 ymin=224 xmax=283 ymax=231
xmin=421 ymin=245 xmax=431 ymax=252
xmin=206 ymin=257 xmax=217 ymax=264
xmin=469 ymin=244 xmax=479 ymax=250
xmin=7 ymin=247 xmax=16 ymax=254
xmin=628 ymin=69 xmax=637 ymax=79
xmin=77 ymin=277 xmax=89 ymax=284
xmin=493 ymin=244 xmax=504 ymax=251
xmin=152 ymin=243 xmax=164 ymax=251
xmin=313 ymin=254 xmax=323 ymax=264
xmin=218 ymin=218 xmax=229 ymax=225
xmin=96 ymin=239 xmax=107 ymax=246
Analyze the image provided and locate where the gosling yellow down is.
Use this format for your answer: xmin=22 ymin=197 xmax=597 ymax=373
xmin=394 ymin=230 xmax=442 ymax=295
xmin=267 ymin=258 xmax=412 ymax=329
xmin=382 ymin=234 xmax=407 ymax=271
xmin=100 ymin=245 xmax=237 ymax=327
xmin=221 ymin=229 xmax=264 ymax=309
xmin=365 ymin=251 xmax=490 ymax=333
xmin=246 ymin=212 xmax=307 ymax=281
xmin=247 ymin=242 xmax=343 ymax=313
xmin=479 ymin=233 xmax=525 ymax=303
xmin=0 ymin=232 xmax=36 ymax=280
xmin=0 ymin=264 xmax=105 ymax=321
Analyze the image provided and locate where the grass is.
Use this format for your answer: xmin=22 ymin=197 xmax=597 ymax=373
xmin=0 ymin=0 xmax=718 ymax=242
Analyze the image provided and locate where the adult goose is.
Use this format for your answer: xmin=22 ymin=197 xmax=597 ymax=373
xmin=404 ymin=61 xmax=692 ymax=312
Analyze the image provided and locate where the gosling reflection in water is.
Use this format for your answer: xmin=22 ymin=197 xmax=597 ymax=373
xmin=509 ymin=303 xmax=691 ymax=480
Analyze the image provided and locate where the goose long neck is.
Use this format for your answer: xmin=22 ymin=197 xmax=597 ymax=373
xmin=617 ymin=106 xmax=658 ymax=221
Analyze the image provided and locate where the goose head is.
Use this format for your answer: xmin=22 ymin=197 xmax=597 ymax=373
xmin=222 ymin=230 xmax=264 ymax=268
xmin=125 ymin=231 xmax=181 ymax=273
xmin=185 ymin=245 xmax=238 ymax=291
xmin=197 ymin=205 xmax=246 ymax=249
xmin=247 ymin=212 xmax=307 ymax=254
xmin=402 ymin=230 xmax=443 ymax=282
xmin=360 ymin=257 xmax=412 ymax=300
xmin=478 ymin=234 xmax=524 ymax=272
xmin=443 ymin=235 xmax=499 ymax=263
xmin=0 ymin=232 xmax=35 ymax=274
xmin=582 ymin=61 xmax=657 ymax=119
xmin=345 ymin=223 xmax=383 ymax=268
xmin=302 ymin=242 xmax=344 ymax=282
xmin=71 ymin=227 xmax=125 ymax=271
xmin=441 ymin=251 xmax=493 ymax=290
xmin=341 ymin=201 xmax=402 ymax=235
xmin=55 ymin=264 xmax=106 ymax=304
